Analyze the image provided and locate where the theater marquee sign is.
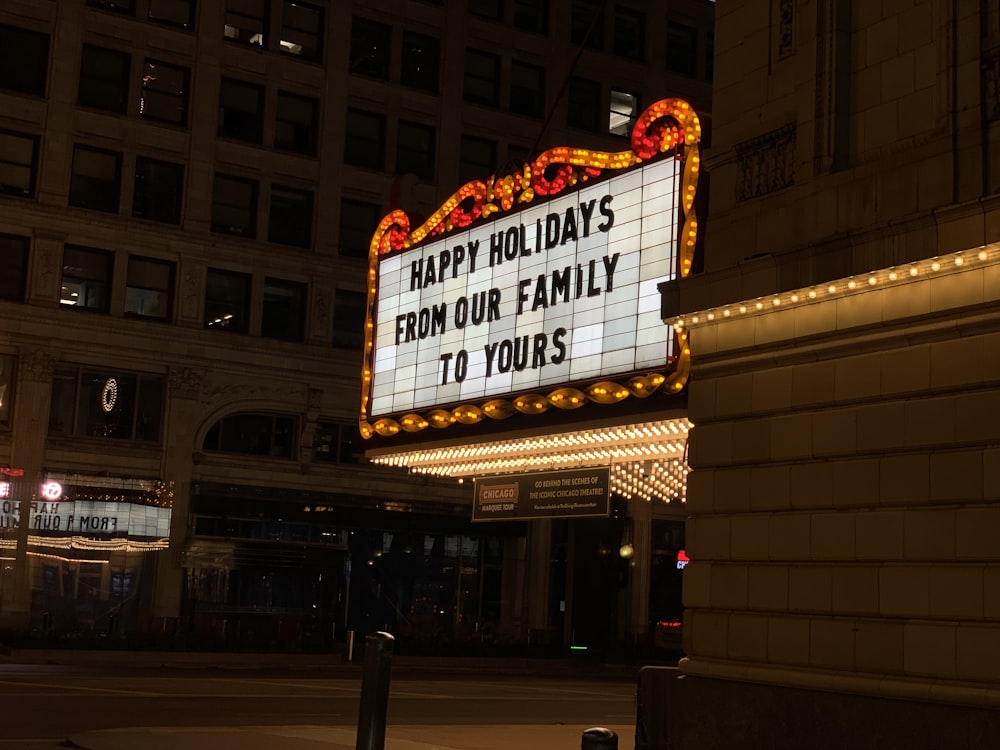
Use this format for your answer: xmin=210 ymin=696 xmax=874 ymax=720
xmin=360 ymin=99 xmax=702 ymax=439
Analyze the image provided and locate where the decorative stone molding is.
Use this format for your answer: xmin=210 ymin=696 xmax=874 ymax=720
xmin=778 ymin=0 xmax=795 ymax=59
xmin=179 ymin=266 xmax=201 ymax=321
xmin=735 ymin=124 xmax=796 ymax=201
xmin=167 ymin=367 xmax=204 ymax=400
xmin=18 ymin=348 xmax=56 ymax=383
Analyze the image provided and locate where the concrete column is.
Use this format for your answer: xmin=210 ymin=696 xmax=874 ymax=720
xmin=150 ymin=366 xmax=204 ymax=626
xmin=628 ymin=498 xmax=654 ymax=647
xmin=524 ymin=518 xmax=551 ymax=644
xmin=2 ymin=348 xmax=56 ymax=630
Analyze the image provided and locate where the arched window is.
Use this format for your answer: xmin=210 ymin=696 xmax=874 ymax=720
xmin=202 ymin=413 xmax=297 ymax=457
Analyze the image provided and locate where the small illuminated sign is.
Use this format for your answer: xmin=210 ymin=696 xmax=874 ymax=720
xmin=40 ymin=482 xmax=63 ymax=501
xmin=101 ymin=378 xmax=118 ymax=413
xmin=676 ymin=549 xmax=689 ymax=570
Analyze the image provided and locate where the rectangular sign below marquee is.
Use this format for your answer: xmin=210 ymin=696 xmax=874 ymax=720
xmin=473 ymin=467 xmax=611 ymax=522
xmin=370 ymin=157 xmax=683 ymax=418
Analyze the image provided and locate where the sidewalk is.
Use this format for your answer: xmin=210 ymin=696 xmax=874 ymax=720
xmin=67 ymin=723 xmax=636 ymax=750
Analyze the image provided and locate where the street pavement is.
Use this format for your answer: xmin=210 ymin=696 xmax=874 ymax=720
xmin=2 ymin=648 xmax=644 ymax=750
xmin=66 ymin=723 xmax=636 ymax=750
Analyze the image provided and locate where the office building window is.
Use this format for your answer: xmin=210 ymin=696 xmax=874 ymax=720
xmin=349 ymin=16 xmax=391 ymax=79
xmin=0 ymin=234 xmax=29 ymax=302
xmin=513 ymin=0 xmax=547 ymax=34
xmin=49 ymin=366 xmax=164 ymax=442
xmin=507 ymin=143 xmax=532 ymax=166
xmin=148 ymin=0 xmax=195 ymax=28
xmin=203 ymin=413 xmax=296 ymax=457
xmin=667 ymin=22 xmax=697 ymax=76
xmin=133 ymin=156 xmax=183 ymax=224
xmin=211 ymin=174 xmax=258 ymax=238
xmin=61 ymin=245 xmax=114 ymax=312
xmin=224 ymin=0 xmax=268 ymax=46
xmin=459 ymin=135 xmax=496 ymax=184
xmin=140 ymin=59 xmax=189 ymax=125
xmin=339 ymin=198 xmax=382 ymax=258
xmin=268 ymin=185 xmax=313 ymax=248
xmin=613 ymin=7 xmax=644 ymax=60
xmin=204 ymin=268 xmax=251 ymax=332
xmin=401 ymin=32 xmax=439 ymax=93
xmin=218 ymin=77 xmax=264 ymax=144
xmin=464 ymin=49 xmax=499 ymax=107
xmin=509 ymin=60 xmax=545 ymax=118
xmin=262 ymin=277 xmax=306 ymax=341
xmin=78 ymin=45 xmax=130 ymax=113
xmin=344 ymin=108 xmax=385 ymax=170
xmin=69 ymin=145 xmax=122 ymax=213
xmin=333 ymin=289 xmax=365 ymax=349
xmin=609 ymin=88 xmax=638 ymax=136
xmin=275 ymin=91 xmax=318 ymax=155
xmin=468 ymin=0 xmax=502 ymax=20
xmin=0 ymin=354 xmax=13 ymax=428
xmin=125 ymin=255 xmax=174 ymax=320
xmin=571 ymin=0 xmax=602 ymax=48
xmin=0 ymin=130 xmax=39 ymax=199
xmin=313 ymin=421 xmax=361 ymax=463
xmin=0 ymin=25 xmax=49 ymax=97
xmin=567 ymin=77 xmax=600 ymax=132
xmin=87 ymin=0 xmax=136 ymax=15
xmin=280 ymin=0 xmax=322 ymax=60
xmin=396 ymin=120 xmax=435 ymax=180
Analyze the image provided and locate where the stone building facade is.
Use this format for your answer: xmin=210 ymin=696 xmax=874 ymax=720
xmin=663 ymin=0 xmax=1000 ymax=746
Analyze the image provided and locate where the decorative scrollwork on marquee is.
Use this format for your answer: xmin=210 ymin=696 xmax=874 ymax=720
xmin=360 ymin=99 xmax=702 ymax=440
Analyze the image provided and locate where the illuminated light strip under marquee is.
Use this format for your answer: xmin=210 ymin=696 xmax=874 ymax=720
xmin=665 ymin=247 xmax=1000 ymax=332
xmin=360 ymin=99 xmax=702 ymax=439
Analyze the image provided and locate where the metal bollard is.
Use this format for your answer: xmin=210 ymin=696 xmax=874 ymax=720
xmin=355 ymin=631 xmax=394 ymax=750
xmin=581 ymin=727 xmax=618 ymax=750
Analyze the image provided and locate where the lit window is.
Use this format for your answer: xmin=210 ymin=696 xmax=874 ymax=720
xmin=204 ymin=268 xmax=251 ymax=332
xmin=224 ymin=0 xmax=268 ymax=47
xmin=49 ymin=366 xmax=164 ymax=442
xmin=280 ymin=0 xmax=323 ymax=60
xmin=140 ymin=59 xmax=189 ymax=126
xmin=61 ymin=245 xmax=114 ymax=312
xmin=609 ymin=88 xmax=638 ymax=136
